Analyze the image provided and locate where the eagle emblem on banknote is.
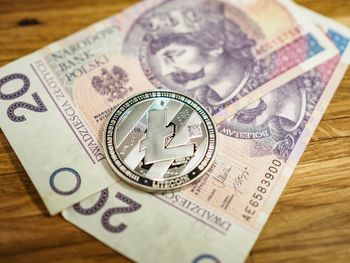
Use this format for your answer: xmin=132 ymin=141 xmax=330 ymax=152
xmin=91 ymin=66 xmax=132 ymax=102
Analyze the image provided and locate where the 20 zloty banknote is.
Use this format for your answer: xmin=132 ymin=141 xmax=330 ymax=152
xmin=62 ymin=3 xmax=350 ymax=263
xmin=0 ymin=0 xmax=337 ymax=214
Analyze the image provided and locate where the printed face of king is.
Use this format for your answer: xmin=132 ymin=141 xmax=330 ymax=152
xmin=151 ymin=37 xmax=219 ymax=90
xmin=148 ymin=21 xmax=256 ymax=106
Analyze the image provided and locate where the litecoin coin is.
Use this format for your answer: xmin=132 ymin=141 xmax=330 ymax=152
xmin=103 ymin=90 xmax=217 ymax=192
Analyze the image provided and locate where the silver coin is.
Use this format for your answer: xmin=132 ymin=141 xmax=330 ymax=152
xmin=103 ymin=90 xmax=217 ymax=192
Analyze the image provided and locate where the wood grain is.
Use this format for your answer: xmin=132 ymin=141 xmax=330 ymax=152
xmin=0 ymin=0 xmax=349 ymax=262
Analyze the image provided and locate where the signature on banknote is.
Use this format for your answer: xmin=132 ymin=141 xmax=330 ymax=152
xmin=212 ymin=165 xmax=250 ymax=197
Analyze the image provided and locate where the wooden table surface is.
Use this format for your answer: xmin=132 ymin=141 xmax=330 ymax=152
xmin=0 ymin=0 xmax=349 ymax=262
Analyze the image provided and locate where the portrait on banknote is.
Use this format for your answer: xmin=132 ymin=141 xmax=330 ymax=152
xmin=122 ymin=0 xmax=264 ymax=112
xmin=219 ymin=60 xmax=338 ymax=159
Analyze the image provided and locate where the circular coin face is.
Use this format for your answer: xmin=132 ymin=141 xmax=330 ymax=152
xmin=103 ymin=90 xmax=217 ymax=192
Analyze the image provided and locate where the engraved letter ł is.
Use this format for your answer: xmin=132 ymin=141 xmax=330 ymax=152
xmin=140 ymin=109 xmax=194 ymax=164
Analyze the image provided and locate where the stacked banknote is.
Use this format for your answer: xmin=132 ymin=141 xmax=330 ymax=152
xmin=0 ymin=0 xmax=349 ymax=262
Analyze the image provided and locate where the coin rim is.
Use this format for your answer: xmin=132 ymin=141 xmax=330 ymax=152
xmin=103 ymin=89 xmax=218 ymax=192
